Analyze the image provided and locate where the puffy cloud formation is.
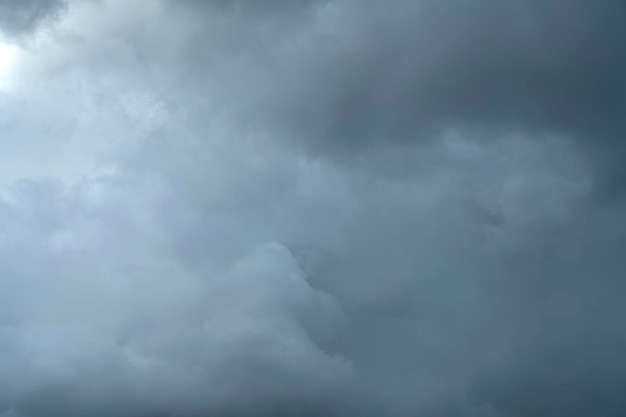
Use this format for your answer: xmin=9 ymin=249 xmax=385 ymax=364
xmin=0 ymin=1 xmax=625 ymax=416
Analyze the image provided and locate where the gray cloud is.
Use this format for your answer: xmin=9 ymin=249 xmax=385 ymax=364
xmin=167 ymin=0 xmax=626 ymax=192
xmin=274 ymin=0 xmax=626 ymax=143
xmin=0 ymin=1 xmax=625 ymax=416
xmin=0 ymin=0 xmax=67 ymax=37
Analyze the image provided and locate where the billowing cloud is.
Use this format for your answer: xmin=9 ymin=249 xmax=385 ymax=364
xmin=0 ymin=1 xmax=625 ymax=416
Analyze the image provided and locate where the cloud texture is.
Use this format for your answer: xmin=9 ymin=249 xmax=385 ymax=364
xmin=0 ymin=1 xmax=625 ymax=416
xmin=0 ymin=0 xmax=66 ymax=37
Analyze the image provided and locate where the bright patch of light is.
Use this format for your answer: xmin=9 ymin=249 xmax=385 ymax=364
xmin=0 ymin=41 xmax=17 ymax=89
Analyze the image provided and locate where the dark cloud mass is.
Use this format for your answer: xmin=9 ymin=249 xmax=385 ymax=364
xmin=0 ymin=0 xmax=67 ymax=37
xmin=219 ymin=0 xmax=626 ymax=177
xmin=0 ymin=0 xmax=625 ymax=416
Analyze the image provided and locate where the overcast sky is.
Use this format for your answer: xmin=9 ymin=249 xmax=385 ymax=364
xmin=0 ymin=1 xmax=625 ymax=416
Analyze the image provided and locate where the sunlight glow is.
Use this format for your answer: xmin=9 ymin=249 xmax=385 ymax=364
xmin=0 ymin=41 xmax=17 ymax=89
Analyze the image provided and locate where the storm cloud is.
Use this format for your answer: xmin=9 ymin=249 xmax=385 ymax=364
xmin=0 ymin=1 xmax=625 ymax=416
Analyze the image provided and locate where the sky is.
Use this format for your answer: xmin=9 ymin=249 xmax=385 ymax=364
xmin=0 ymin=1 xmax=625 ymax=416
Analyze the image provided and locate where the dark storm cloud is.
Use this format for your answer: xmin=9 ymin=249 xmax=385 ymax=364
xmin=0 ymin=0 xmax=67 ymax=37
xmin=330 ymin=2 xmax=620 ymax=138
xmin=1 ymin=1 xmax=626 ymax=417
xmin=171 ymin=0 xmax=626 ymax=191
xmin=271 ymin=0 xmax=626 ymax=146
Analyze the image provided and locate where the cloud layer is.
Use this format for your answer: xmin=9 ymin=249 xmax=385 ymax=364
xmin=0 ymin=1 xmax=625 ymax=416
xmin=0 ymin=0 xmax=67 ymax=37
